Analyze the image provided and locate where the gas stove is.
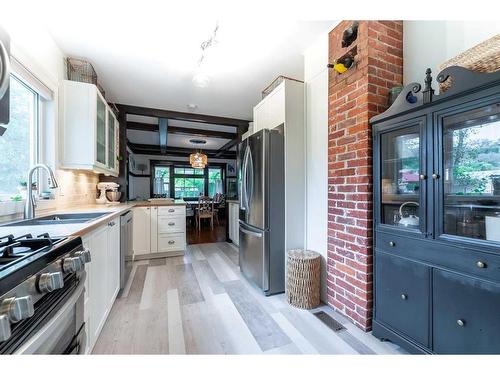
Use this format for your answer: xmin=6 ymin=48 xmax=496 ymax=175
xmin=0 ymin=232 xmax=91 ymax=354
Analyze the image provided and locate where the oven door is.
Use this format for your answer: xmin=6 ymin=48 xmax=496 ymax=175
xmin=14 ymin=276 xmax=86 ymax=354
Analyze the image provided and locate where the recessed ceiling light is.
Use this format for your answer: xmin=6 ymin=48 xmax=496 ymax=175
xmin=192 ymin=72 xmax=210 ymax=88
xmin=187 ymin=103 xmax=198 ymax=111
xmin=189 ymin=139 xmax=207 ymax=145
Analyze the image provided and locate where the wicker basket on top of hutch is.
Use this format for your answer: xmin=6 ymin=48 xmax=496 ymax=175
xmin=370 ymin=66 xmax=500 ymax=354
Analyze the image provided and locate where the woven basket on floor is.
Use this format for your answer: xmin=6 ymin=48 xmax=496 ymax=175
xmin=286 ymin=249 xmax=321 ymax=309
xmin=439 ymin=34 xmax=500 ymax=92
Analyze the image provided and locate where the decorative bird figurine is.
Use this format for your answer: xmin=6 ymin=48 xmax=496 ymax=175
xmin=342 ymin=21 xmax=359 ymax=48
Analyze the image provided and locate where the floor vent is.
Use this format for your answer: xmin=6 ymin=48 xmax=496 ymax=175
xmin=313 ymin=311 xmax=346 ymax=332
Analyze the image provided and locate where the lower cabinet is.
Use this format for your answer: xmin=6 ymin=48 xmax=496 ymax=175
xmin=228 ymin=202 xmax=239 ymax=246
xmin=433 ymin=269 xmax=500 ymax=354
xmin=82 ymin=217 xmax=120 ymax=353
xmin=375 ymin=252 xmax=430 ymax=347
xmin=133 ymin=205 xmax=186 ymax=257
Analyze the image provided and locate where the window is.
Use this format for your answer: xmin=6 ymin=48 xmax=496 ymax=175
xmin=208 ymin=167 xmax=223 ymax=197
xmin=153 ymin=166 xmax=170 ymax=197
xmin=174 ymin=167 xmax=205 ymax=198
xmin=0 ymin=75 xmax=39 ymax=197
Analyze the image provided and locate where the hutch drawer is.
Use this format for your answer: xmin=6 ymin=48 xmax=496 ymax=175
xmin=433 ymin=269 xmax=500 ymax=354
xmin=375 ymin=252 xmax=430 ymax=348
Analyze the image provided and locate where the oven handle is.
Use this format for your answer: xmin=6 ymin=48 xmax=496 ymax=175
xmin=14 ymin=273 xmax=86 ymax=355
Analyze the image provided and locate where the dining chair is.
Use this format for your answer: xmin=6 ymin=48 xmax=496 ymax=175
xmin=213 ymin=193 xmax=225 ymax=225
xmin=196 ymin=195 xmax=214 ymax=231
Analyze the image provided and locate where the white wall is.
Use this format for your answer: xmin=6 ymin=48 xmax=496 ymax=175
xmin=404 ymin=21 xmax=500 ymax=87
xmin=304 ymin=31 xmax=331 ymax=302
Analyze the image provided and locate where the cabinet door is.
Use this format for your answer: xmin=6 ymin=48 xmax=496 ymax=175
xmin=96 ymin=94 xmax=107 ymax=166
xmin=114 ymin=119 xmax=119 ymax=175
xmin=253 ymin=104 xmax=264 ymax=134
xmin=82 ymin=235 xmax=92 ymax=353
xmin=106 ymin=219 xmax=120 ymax=305
xmin=89 ymin=225 xmax=108 ymax=346
xmin=232 ymin=204 xmax=239 ymax=246
xmin=375 ymin=252 xmax=430 ymax=347
xmin=228 ymin=203 xmax=234 ymax=242
xmin=436 ymin=101 xmax=500 ymax=245
xmin=376 ymin=118 xmax=427 ymax=235
xmin=433 ymin=269 xmax=500 ymax=354
xmin=265 ymin=84 xmax=285 ymax=129
xmin=150 ymin=206 xmax=158 ymax=253
xmin=133 ymin=207 xmax=151 ymax=255
xmin=107 ymin=109 xmax=115 ymax=171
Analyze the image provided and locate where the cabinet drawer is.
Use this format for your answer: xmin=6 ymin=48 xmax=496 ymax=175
xmin=433 ymin=269 xmax=500 ymax=354
xmin=375 ymin=252 xmax=430 ymax=347
xmin=158 ymin=215 xmax=185 ymax=233
xmin=158 ymin=233 xmax=185 ymax=252
xmin=158 ymin=206 xmax=185 ymax=217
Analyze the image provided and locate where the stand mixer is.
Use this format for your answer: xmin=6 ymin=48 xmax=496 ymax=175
xmin=96 ymin=182 xmax=121 ymax=204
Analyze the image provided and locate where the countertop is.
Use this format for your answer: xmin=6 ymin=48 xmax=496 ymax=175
xmin=0 ymin=200 xmax=186 ymax=238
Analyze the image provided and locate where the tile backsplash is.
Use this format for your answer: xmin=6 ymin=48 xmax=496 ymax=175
xmin=0 ymin=169 xmax=99 ymax=223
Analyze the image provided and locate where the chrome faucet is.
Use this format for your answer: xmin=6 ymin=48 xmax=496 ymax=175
xmin=24 ymin=164 xmax=59 ymax=219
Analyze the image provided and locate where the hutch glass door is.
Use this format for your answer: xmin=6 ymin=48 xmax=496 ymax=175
xmin=96 ymin=95 xmax=106 ymax=165
xmin=380 ymin=123 xmax=424 ymax=232
xmin=441 ymin=102 xmax=500 ymax=242
xmin=107 ymin=110 xmax=115 ymax=170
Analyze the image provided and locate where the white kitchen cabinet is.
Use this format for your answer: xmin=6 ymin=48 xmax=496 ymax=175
xmin=252 ymin=78 xmax=305 ymax=251
xmin=59 ymin=80 xmax=119 ymax=177
xmin=82 ymin=217 xmax=121 ymax=353
xmin=150 ymin=206 xmax=158 ymax=253
xmin=228 ymin=202 xmax=239 ymax=246
xmin=132 ymin=207 xmax=151 ymax=255
xmin=157 ymin=205 xmax=186 ymax=253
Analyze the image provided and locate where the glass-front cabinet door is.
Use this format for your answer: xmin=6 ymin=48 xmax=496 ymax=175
xmin=439 ymin=102 xmax=500 ymax=244
xmin=107 ymin=110 xmax=115 ymax=170
xmin=378 ymin=119 xmax=426 ymax=234
xmin=96 ymin=94 xmax=107 ymax=165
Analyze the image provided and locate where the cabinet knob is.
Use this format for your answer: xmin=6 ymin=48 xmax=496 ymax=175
xmin=419 ymin=174 xmax=427 ymax=180
xmin=168 ymin=240 xmax=175 ymax=245
xmin=389 ymin=241 xmax=396 ymax=247
xmin=168 ymin=209 xmax=175 ymax=213
xmin=401 ymin=294 xmax=408 ymax=300
xmin=476 ymin=261 xmax=486 ymax=268
xmin=168 ymin=222 xmax=175 ymax=226
xmin=432 ymin=173 xmax=439 ymax=180
xmin=457 ymin=319 xmax=465 ymax=327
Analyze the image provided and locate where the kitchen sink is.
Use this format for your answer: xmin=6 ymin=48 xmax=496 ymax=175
xmin=2 ymin=212 xmax=110 ymax=227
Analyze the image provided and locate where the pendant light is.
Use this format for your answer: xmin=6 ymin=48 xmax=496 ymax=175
xmin=190 ymin=150 xmax=208 ymax=169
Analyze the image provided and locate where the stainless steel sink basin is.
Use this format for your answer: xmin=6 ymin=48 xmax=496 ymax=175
xmin=2 ymin=212 xmax=110 ymax=227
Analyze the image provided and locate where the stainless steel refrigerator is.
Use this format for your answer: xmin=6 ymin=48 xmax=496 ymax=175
xmin=238 ymin=126 xmax=285 ymax=295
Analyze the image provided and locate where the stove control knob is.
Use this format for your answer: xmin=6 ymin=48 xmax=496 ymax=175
xmin=75 ymin=249 xmax=92 ymax=264
xmin=38 ymin=272 xmax=64 ymax=293
xmin=0 ymin=314 xmax=11 ymax=342
xmin=0 ymin=296 xmax=35 ymax=323
xmin=62 ymin=257 xmax=83 ymax=273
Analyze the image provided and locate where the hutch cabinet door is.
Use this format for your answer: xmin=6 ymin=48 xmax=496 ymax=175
xmin=433 ymin=268 xmax=500 ymax=354
xmin=435 ymin=100 xmax=500 ymax=246
xmin=375 ymin=117 xmax=428 ymax=236
xmin=107 ymin=109 xmax=115 ymax=171
xmin=375 ymin=252 xmax=430 ymax=347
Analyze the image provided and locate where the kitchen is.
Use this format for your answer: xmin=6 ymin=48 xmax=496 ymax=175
xmin=1 ymin=1 xmax=500 ymax=372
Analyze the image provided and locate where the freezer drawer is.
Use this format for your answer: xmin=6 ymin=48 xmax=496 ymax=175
xmin=239 ymin=222 xmax=268 ymax=291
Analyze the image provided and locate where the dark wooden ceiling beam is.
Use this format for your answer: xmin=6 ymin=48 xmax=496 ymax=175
xmin=159 ymin=118 xmax=168 ymax=154
xmin=215 ymin=138 xmax=240 ymax=157
xmin=128 ymin=143 xmax=236 ymax=158
xmin=127 ymin=121 xmax=236 ymax=139
xmin=116 ymin=103 xmax=250 ymax=131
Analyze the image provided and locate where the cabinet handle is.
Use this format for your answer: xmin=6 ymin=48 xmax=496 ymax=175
xmin=401 ymin=294 xmax=407 ymax=300
xmin=476 ymin=261 xmax=486 ymax=268
xmin=168 ymin=222 xmax=175 ymax=226
xmin=154 ymin=207 xmax=157 ymax=210
xmin=146 ymin=207 xmax=150 ymax=210
xmin=389 ymin=241 xmax=396 ymax=247
xmin=457 ymin=319 xmax=465 ymax=327
xmin=108 ymin=222 xmax=115 ymax=227
xmin=168 ymin=209 xmax=175 ymax=213
xmin=432 ymin=173 xmax=439 ymax=180
xmin=419 ymin=174 xmax=427 ymax=180
xmin=168 ymin=240 xmax=175 ymax=245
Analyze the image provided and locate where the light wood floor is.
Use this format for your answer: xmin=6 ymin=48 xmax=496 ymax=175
xmin=92 ymin=242 xmax=405 ymax=354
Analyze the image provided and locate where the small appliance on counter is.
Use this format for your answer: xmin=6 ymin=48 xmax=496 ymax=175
xmin=96 ymin=182 xmax=121 ymax=204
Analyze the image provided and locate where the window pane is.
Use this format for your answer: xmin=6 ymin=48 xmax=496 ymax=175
xmin=208 ymin=167 xmax=223 ymax=197
xmin=0 ymin=76 xmax=38 ymax=195
xmin=153 ymin=166 xmax=170 ymax=197
xmin=174 ymin=167 xmax=203 ymax=175
xmin=443 ymin=103 xmax=500 ymax=241
xmin=174 ymin=177 xmax=204 ymax=198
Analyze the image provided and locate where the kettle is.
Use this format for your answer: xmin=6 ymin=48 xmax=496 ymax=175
xmin=398 ymin=201 xmax=420 ymax=228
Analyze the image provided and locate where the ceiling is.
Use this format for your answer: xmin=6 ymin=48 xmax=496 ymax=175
xmin=45 ymin=16 xmax=335 ymax=119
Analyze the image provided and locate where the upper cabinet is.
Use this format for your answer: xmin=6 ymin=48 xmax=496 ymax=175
xmin=60 ymin=80 xmax=119 ymax=177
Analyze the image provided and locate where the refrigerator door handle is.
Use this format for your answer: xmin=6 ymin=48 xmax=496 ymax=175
xmin=239 ymin=220 xmax=263 ymax=238
xmin=247 ymin=146 xmax=254 ymax=207
xmin=242 ymin=146 xmax=250 ymax=211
